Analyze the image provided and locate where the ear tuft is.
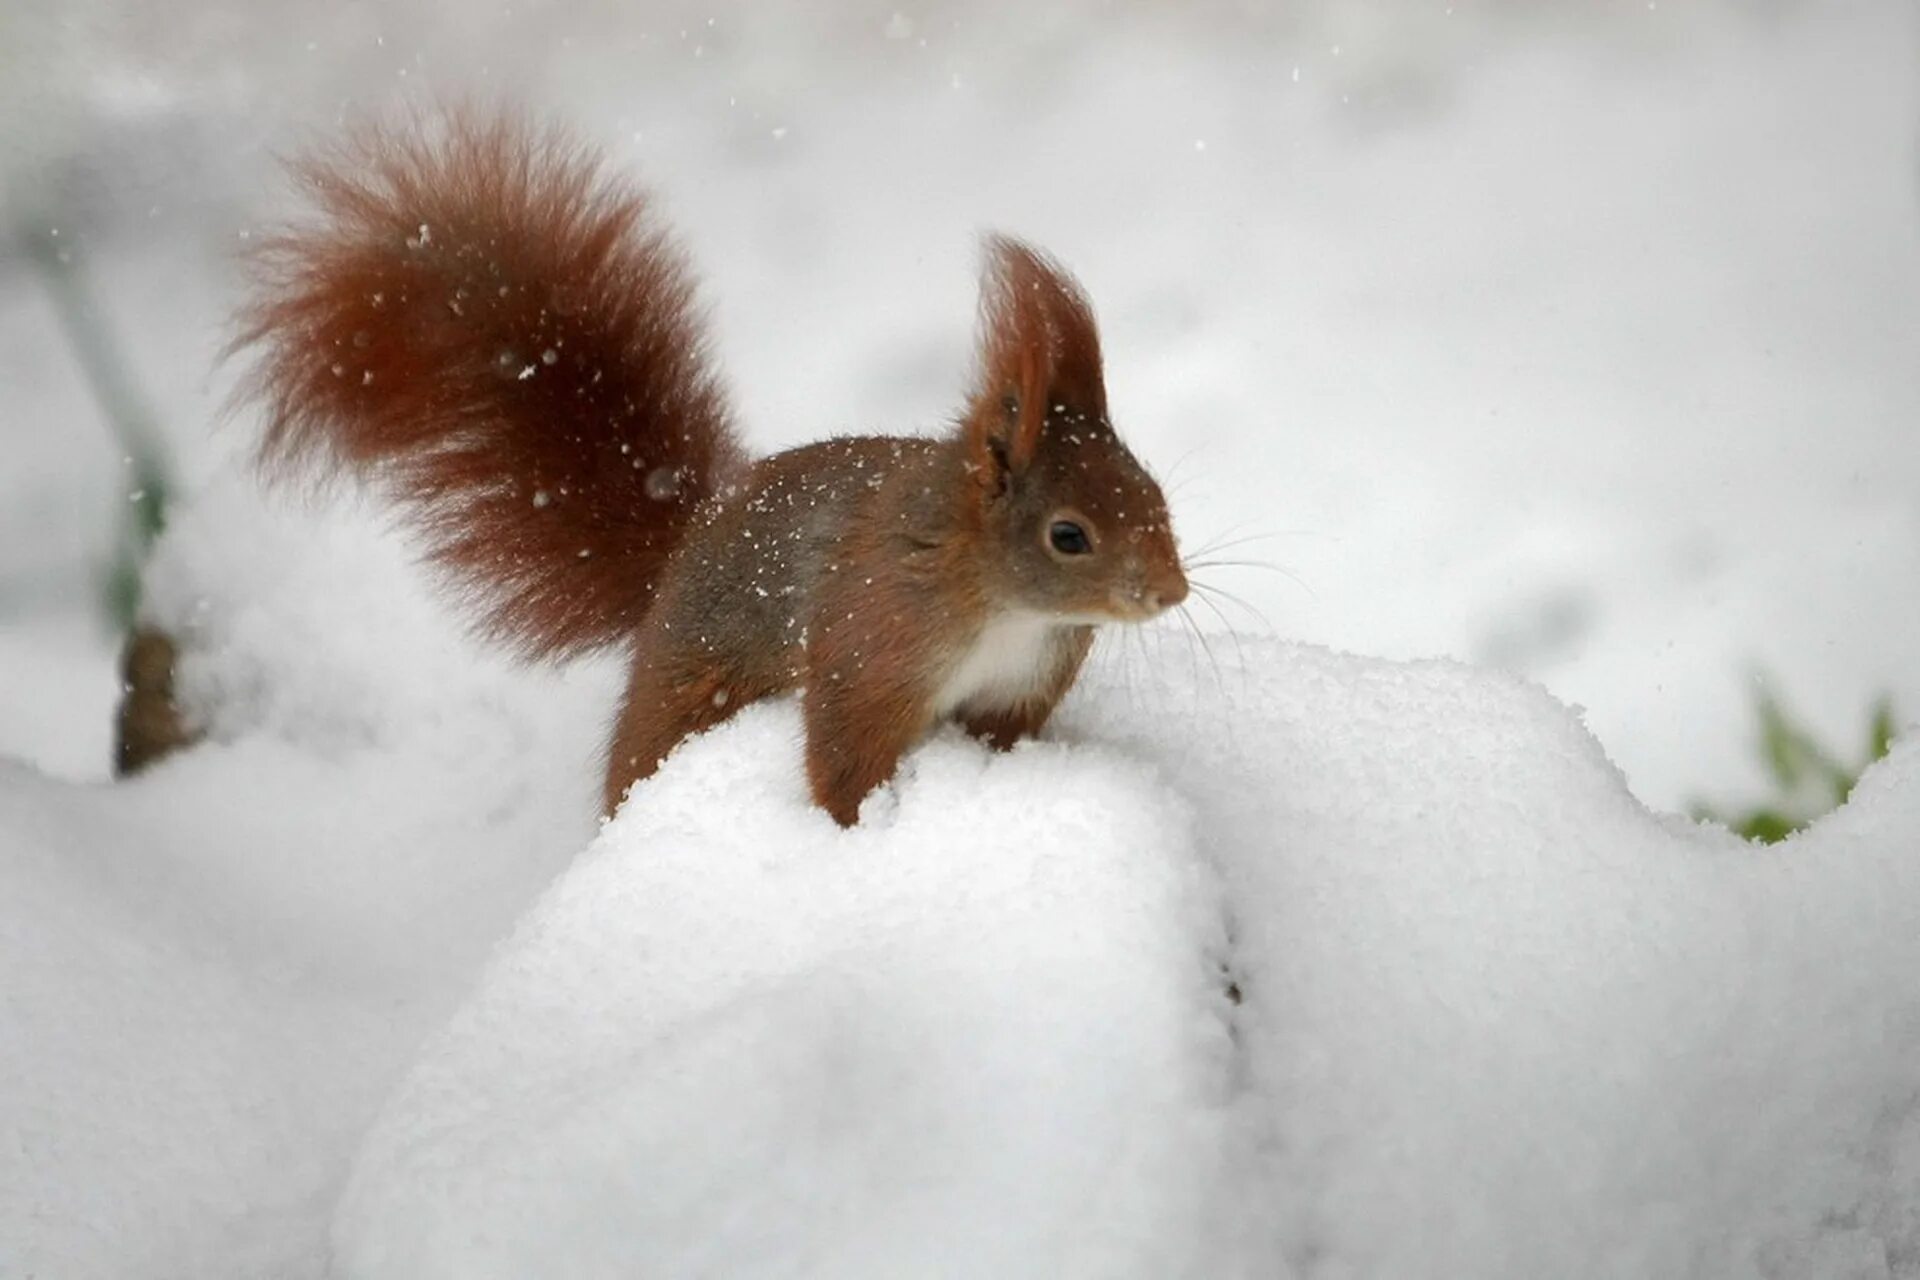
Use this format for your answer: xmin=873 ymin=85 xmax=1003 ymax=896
xmin=968 ymin=234 xmax=1107 ymax=475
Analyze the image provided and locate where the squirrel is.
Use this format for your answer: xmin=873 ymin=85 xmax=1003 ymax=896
xmin=235 ymin=113 xmax=1188 ymax=826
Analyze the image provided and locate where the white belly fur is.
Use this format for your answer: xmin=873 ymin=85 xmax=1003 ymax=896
xmin=932 ymin=611 xmax=1065 ymax=718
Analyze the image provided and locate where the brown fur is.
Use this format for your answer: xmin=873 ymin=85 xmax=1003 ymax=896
xmin=235 ymin=112 xmax=744 ymax=657
xmin=240 ymin=113 xmax=1186 ymax=826
xmin=973 ymin=234 xmax=1108 ymax=473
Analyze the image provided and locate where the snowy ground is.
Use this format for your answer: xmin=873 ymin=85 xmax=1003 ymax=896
xmin=7 ymin=468 xmax=1920 ymax=1278
xmin=4 ymin=1 xmax=1920 ymax=1276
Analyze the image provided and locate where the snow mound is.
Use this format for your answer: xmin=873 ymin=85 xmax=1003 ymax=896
xmin=8 ymin=464 xmax=1920 ymax=1280
xmin=333 ymin=708 xmax=1233 ymax=1279
xmin=1065 ymin=654 xmax=1920 ymax=1278
xmin=330 ymin=636 xmax=1920 ymax=1279
xmin=0 ymin=466 xmax=621 ymax=1280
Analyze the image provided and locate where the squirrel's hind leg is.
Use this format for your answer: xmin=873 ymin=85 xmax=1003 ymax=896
xmin=601 ymin=645 xmax=775 ymax=818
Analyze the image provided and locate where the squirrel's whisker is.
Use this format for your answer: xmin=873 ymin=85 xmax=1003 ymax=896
xmin=1173 ymin=602 xmax=1225 ymax=696
xmin=1188 ymin=579 xmax=1277 ymax=635
xmin=1183 ymin=557 xmax=1315 ymax=601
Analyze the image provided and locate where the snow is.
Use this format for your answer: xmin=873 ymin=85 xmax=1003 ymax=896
xmin=5 ymin=1 xmax=1920 ymax=1276
xmin=325 ymin=628 xmax=1920 ymax=1279
xmin=12 ymin=457 xmax=1920 ymax=1277
xmin=2 ymin=476 xmax=620 ymax=1278
xmin=333 ymin=711 xmax=1230 ymax=1280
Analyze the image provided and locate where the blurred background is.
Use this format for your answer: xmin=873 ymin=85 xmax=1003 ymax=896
xmin=1 ymin=0 xmax=1914 ymax=821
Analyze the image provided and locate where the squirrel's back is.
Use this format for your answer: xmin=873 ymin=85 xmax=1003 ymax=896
xmin=236 ymin=113 xmax=745 ymax=657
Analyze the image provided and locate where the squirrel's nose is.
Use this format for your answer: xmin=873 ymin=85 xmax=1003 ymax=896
xmin=1142 ymin=566 xmax=1189 ymax=614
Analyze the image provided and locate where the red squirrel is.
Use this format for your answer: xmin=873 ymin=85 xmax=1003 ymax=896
xmin=237 ymin=114 xmax=1188 ymax=826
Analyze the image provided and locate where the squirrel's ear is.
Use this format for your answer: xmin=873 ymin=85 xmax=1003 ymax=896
xmin=967 ymin=235 xmax=1107 ymax=481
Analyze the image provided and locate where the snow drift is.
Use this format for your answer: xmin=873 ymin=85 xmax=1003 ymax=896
xmin=5 ymin=466 xmax=1920 ymax=1279
xmin=332 ymin=645 xmax=1920 ymax=1279
xmin=0 ymin=482 xmax=621 ymax=1279
xmin=333 ymin=711 xmax=1234 ymax=1280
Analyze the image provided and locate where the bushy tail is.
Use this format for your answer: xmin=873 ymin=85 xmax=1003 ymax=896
xmin=235 ymin=112 xmax=745 ymax=658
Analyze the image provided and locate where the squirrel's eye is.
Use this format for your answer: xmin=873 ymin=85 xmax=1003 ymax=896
xmin=1049 ymin=520 xmax=1093 ymax=556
